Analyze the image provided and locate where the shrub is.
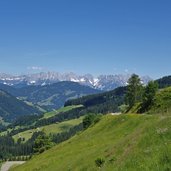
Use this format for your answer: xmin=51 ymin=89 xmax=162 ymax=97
xmin=83 ymin=114 xmax=102 ymax=129
xmin=95 ymin=157 xmax=105 ymax=168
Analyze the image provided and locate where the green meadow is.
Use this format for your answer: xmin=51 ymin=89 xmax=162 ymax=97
xmin=11 ymin=114 xmax=171 ymax=171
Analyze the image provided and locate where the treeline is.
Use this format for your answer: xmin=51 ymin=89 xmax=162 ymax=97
xmin=0 ymin=135 xmax=34 ymax=160
xmin=35 ymin=106 xmax=85 ymax=127
xmin=51 ymin=123 xmax=83 ymax=144
xmin=0 ymin=124 xmax=7 ymax=132
xmin=12 ymin=114 xmax=43 ymax=127
xmin=155 ymin=75 xmax=171 ymax=89
xmin=0 ymin=123 xmax=83 ymax=160
xmin=0 ymin=114 xmax=42 ymax=133
xmin=65 ymin=86 xmax=127 ymax=114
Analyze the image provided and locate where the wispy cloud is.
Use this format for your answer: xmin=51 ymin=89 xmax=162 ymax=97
xmin=27 ymin=66 xmax=43 ymax=71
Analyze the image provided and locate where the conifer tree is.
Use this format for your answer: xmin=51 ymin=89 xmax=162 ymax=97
xmin=125 ymin=74 xmax=143 ymax=109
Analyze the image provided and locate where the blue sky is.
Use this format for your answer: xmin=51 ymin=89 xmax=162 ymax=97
xmin=0 ymin=0 xmax=171 ymax=78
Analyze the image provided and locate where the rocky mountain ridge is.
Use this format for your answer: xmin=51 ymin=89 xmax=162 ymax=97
xmin=0 ymin=72 xmax=152 ymax=91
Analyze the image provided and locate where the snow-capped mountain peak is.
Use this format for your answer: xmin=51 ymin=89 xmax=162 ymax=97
xmin=0 ymin=72 xmax=152 ymax=91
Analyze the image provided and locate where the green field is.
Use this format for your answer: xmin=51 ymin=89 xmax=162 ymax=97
xmin=13 ymin=117 xmax=83 ymax=142
xmin=11 ymin=114 xmax=171 ymax=171
xmin=0 ymin=105 xmax=83 ymax=137
xmin=42 ymin=105 xmax=83 ymax=119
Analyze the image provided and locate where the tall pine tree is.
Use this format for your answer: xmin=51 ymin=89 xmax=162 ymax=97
xmin=125 ymin=74 xmax=143 ymax=109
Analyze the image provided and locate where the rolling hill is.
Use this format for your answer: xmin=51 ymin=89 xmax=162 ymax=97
xmin=65 ymin=86 xmax=127 ymax=114
xmin=0 ymin=82 xmax=101 ymax=111
xmin=0 ymin=90 xmax=41 ymax=121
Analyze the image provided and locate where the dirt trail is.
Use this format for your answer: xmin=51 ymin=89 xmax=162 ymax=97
xmin=1 ymin=161 xmax=25 ymax=171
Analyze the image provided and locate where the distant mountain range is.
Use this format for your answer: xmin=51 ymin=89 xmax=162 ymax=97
xmin=0 ymin=72 xmax=152 ymax=91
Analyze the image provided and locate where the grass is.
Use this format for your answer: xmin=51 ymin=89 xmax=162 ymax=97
xmin=9 ymin=164 xmax=20 ymax=170
xmin=0 ymin=105 xmax=83 ymax=137
xmin=11 ymin=114 xmax=171 ymax=171
xmin=0 ymin=162 xmax=2 ymax=170
xmin=13 ymin=117 xmax=83 ymax=142
xmin=42 ymin=105 xmax=83 ymax=119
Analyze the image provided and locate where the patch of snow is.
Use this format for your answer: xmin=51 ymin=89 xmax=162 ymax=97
xmin=41 ymin=82 xmax=46 ymax=86
xmin=71 ymin=78 xmax=80 ymax=82
xmin=30 ymin=80 xmax=36 ymax=84
xmin=5 ymin=78 xmax=14 ymax=81
xmin=14 ymin=77 xmax=21 ymax=80
xmin=93 ymin=78 xmax=99 ymax=86
xmin=89 ymin=80 xmax=93 ymax=84
xmin=80 ymin=78 xmax=85 ymax=82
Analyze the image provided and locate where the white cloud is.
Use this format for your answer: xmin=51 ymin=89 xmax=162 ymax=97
xmin=27 ymin=66 xmax=43 ymax=71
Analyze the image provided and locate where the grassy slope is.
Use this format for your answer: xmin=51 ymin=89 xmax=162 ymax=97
xmin=0 ymin=162 xmax=2 ymax=170
xmin=42 ymin=105 xmax=83 ymax=119
xmin=12 ymin=114 xmax=171 ymax=171
xmin=13 ymin=117 xmax=83 ymax=142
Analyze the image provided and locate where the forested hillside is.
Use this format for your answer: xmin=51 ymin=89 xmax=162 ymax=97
xmin=0 ymin=82 xmax=101 ymax=111
xmin=65 ymin=86 xmax=127 ymax=114
xmin=155 ymin=75 xmax=171 ymax=88
xmin=0 ymin=90 xmax=41 ymax=121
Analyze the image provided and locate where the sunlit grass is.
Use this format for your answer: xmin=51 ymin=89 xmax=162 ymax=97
xmin=13 ymin=117 xmax=83 ymax=142
xmin=12 ymin=114 xmax=171 ymax=171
